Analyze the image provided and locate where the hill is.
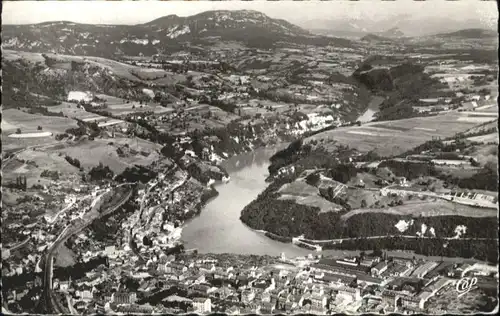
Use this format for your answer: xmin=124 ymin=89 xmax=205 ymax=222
xmin=378 ymin=27 xmax=405 ymax=38
xmin=360 ymin=34 xmax=394 ymax=43
xmin=2 ymin=10 xmax=351 ymax=57
xmin=433 ymin=28 xmax=498 ymax=39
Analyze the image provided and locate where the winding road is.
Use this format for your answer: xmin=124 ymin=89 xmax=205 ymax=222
xmin=40 ymin=185 xmax=133 ymax=314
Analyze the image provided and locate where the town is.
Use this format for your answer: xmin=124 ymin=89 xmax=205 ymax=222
xmin=1 ymin=2 xmax=498 ymax=315
xmin=3 ymin=248 xmax=498 ymax=314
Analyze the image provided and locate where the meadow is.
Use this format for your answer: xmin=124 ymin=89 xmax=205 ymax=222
xmin=277 ymin=178 xmax=343 ymax=213
xmin=341 ymin=199 xmax=497 ymax=221
xmin=2 ymin=109 xmax=78 ymax=133
xmin=307 ymin=112 xmax=493 ymax=156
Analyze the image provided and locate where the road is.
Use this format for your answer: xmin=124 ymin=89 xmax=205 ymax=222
xmin=40 ymin=185 xmax=133 ymax=314
xmin=5 ymin=237 xmax=31 ymax=252
xmin=299 ymin=235 xmax=499 ymax=244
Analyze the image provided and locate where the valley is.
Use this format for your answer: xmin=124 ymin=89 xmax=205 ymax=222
xmin=1 ymin=4 xmax=498 ymax=315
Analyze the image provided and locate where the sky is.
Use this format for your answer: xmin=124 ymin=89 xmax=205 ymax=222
xmin=2 ymin=0 xmax=498 ymax=27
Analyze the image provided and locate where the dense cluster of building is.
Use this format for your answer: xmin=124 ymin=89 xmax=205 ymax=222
xmin=5 ymin=246 xmax=497 ymax=314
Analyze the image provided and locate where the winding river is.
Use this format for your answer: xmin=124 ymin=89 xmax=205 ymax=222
xmin=181 ymin=145 xmax=320 ymax=258
xmin=181 ymin=146 xmax=485 ymax=263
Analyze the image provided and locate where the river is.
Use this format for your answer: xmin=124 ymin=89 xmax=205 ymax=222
xmin=181 ymin=146 xmax=485 ymax=263
xmin=181 ymin=145 xmax=320 ymax=258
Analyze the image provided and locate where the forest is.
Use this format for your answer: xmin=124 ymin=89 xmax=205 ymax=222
xmin=323 ymin=237 xmax=498 ymax=264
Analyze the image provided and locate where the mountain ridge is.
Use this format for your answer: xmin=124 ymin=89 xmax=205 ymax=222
xmin=2 ymin=10 xmax=352 ymax=57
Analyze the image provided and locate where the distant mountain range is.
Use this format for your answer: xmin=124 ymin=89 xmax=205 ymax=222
xmin=1 ymin=10 xmax=350 ymax=57
xmin=301 ymin=14 xmax=496 ymax=38
xmin=432 ymin=28 xmax=498 ymax=39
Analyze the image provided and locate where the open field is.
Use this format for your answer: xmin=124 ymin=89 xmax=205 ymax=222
xmin=435 ymin=166 xmax=482 ymax=179
xmin=2 ymin=149 xmax=80 ymax=187
xmin=96 ymin=119 xmax=126 ymax=128
xmin=2 ymin=109 xmax=78 ymax=151
xmin=307 ymin=112 xmax=492 ymax=156
xmin=46 ymin=102 xmax=108 ymax=121
xmin=467 ymin=133 xmax=498 ymax=143
xmin=278 ymin=180 xmax=320 ymax=197
xmin=2 ymin=50 xmax=46 ymax=64
xmin=341 ymin=199 xmax=497 ymax=221
xmin=462 ymin=119 xmax=498 ymax=135
xmin=53 ymin=93 xmax=174 ymax=117
xmin=103 ymin=134 xmax=163 ymax=152
xmin=277 ymin=179 xmax=342 ymax=213
xmin=106 ymin=102 xmax=174 ymax=116
xmin=1 ymin=135 xmax=60 ymax=152
xmin=344 ymin=187 xmax=398 ymax=209
xmin=2 ymin=109 xmax=78 ymax=133
xmin=474 ymin=103 xmax=498 ymax=112
xmin=457 ymin=116 xmax=498 ymax=123
xmin=461 ymin=111 xmax=498 ymax=117
xmin=52 ymin=137 xmax=161 ymax=174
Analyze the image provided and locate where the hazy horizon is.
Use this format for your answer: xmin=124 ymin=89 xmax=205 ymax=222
xmin=2 ymin=0 xmax=497 ymax=31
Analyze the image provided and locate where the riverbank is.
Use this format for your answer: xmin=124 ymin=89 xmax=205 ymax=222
xmin=181 ymin=146 xmax=322 ymax=258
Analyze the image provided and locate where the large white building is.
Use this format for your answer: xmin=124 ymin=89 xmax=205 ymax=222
xmin=193 ymin=297 xmax=211 ymax=313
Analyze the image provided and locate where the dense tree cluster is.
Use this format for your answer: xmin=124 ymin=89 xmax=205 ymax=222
xmin=439 ymin=163 xmax=498 ymax=191
xmin=353 ymin=68 xmax=395 ymax=91
xmin=241 ymin=167 xmax=498 ymax=259
xmin=88 ymin=162 xmax=114 ymax=181
xmin=116 ymin=165 xmax=158 ymax=184
xmin=379 ymin=160 xmax=437 ymax=180
xmin=206 ymin=99 xmax=237 ymax=113
xmin=326 ymin=163 xmax=359 ymax=183
xmin=40 ymin=170 xmax=59 ymax=180
xmin=27 ymin=106 xmax=64 ymax=117
xmin=268 ymin=139 xmax=306 ymax=175
xmin=64 ymin=155 xmax=81 ymax=169
xmin=402 ymin=139 xmax=470 ymax=156
xmin=323 ymin=237 xmax=498 ymax=264
xmin=376 ymin=98 xmax=420 ymax=121
xmin=305 ymin=173 xmax=320 ymax=186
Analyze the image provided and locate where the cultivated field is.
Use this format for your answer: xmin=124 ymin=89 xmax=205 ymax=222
xmin=46 ymin=102 xmax=106 ymax=120
xmin=467 ymin=133 xmax=498 ymax=143
xmin=462 ymin=119 xmax=498 ymax=135
xmin=307 ymin=112 xmax=493 ymax=156
xmin=341 ymin=199 xmax=497 ymax=221
xmin=2 ymin=109 xmax=78 ymax=133
xmin=107 ymin=102 xmax=174 ymax=116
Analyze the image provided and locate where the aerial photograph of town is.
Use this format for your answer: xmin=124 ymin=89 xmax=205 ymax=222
xmin=1 ymin=0 xmax=498 ymax=314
